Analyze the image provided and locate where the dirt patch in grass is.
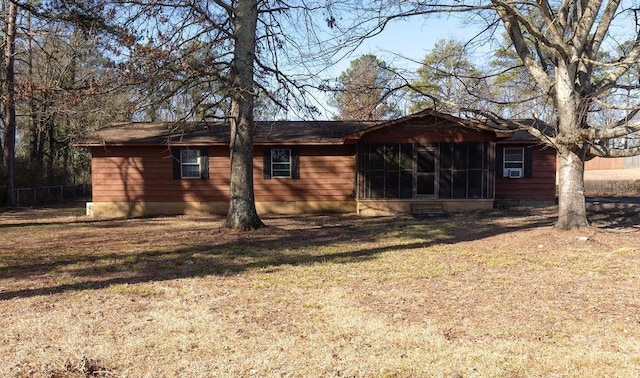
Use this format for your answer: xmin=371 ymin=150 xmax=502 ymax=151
xmin=1 ymin=204 xmax=639 ymax=377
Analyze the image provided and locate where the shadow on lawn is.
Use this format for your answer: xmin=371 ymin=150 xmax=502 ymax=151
xmin=587 ymin=197 xmax=640 ymax=230
xmin=0 ymin=206 xmax=566 ymax=301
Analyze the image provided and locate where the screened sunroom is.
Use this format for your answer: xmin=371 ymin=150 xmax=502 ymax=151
xmin=356 ymin=142 xmax=496 ymax=215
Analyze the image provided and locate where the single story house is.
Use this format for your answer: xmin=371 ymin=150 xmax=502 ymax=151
xmin=76 ymin=109 xmax=557 ymax=217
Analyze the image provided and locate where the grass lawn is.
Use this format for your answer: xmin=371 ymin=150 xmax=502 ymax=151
xmin=1 ymin=205 xmax=639 ymax=377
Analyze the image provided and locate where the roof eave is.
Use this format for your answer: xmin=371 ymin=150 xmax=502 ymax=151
xmin=76 ymin=140 xmax=353 ymax=147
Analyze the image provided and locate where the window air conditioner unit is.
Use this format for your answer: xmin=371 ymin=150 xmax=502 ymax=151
xmin=505 ymin=168 xmax=523 ymax=178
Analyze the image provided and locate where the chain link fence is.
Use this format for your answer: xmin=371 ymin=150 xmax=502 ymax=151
xmin=12 ymin=184 xmax=91 ymax=206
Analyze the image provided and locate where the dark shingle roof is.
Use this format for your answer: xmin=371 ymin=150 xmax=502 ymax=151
xmin=349 ymin=108 xmax=506 ymax=138
xmin=485 ymin=118 xmax=556 ymax=142
xmin=75 ymin=112 xmax=553 ymax=147
xmin=76 ymin=120 xmax=377 ymax=146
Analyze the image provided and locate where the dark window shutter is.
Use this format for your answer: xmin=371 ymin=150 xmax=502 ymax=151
xmin=292 ymin=149 xmax=300 ymax=179
xmin=200 ymin=148 xmax=209 ymax=179
xmin=524 ymin=146 xmax=534 ymax=178
xmin=495 ymin=145 xmax=504 ymax=177
xmin=171 ymin=148 xmax=181 ymax=179
xmin=263 ymin=149 xmax=271 ymax=179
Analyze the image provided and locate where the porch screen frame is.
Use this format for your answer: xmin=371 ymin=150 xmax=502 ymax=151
xmin=358 ymin=142 xmax=494 ymax=200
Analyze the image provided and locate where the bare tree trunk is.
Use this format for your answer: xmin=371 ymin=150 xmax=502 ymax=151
xmin=556 ymin=147 xmax=588 ymax=229
xmin=47 ymin=120 xmax=55 ymax=181
xmin=554 ymin=61 xmax=589 ymax=229
xmin=224 ymin=0 xmax=264 ymax=230
xmin=2 ymin=0 xmax=18 ymax=205
xmin=27 ymin=11 xmax=43 ymax=172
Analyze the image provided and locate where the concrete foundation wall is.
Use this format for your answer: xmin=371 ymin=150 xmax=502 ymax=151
xmin=87 ymin=199 xmax=496 ymax=218
xmin=87 ymin=200 xmax=356 ymax=218
xmin=356 ymin=199 xmax=494 ymax=216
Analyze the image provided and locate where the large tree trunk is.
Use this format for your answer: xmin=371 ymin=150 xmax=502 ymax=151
xmin=554 ymin=61 xmax=589 ymax=230
xmin=556 ymin=147 xmax=589 ymax=229
xmin=2 ymin=1 xmax=18 ymax=206
xmin=224 ymin=0 xmax=264 ymax=230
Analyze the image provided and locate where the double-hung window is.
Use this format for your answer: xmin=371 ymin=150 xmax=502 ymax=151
xmin=503 ymin=147 xmax=524 ymax=178
xmin=172 ymin=148 xmax=209 ymax=179
xmin=263 ymin=148 xmax=299 ymax=179
xmin=181 ymin=149 xmax=201 ymax=178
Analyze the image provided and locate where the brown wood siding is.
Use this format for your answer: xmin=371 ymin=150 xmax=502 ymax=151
xmin=253 ymin=145 xmax=356 ymax=201
xmin=90 ymin=144 xmax=356 ymax=204
xmin=495 ymin=146 xmax=556 ymax=200
xmin=360 ymin=123 xmax=497 ymax=143
xmin=91 ymin=146 xmax=230 ymax=202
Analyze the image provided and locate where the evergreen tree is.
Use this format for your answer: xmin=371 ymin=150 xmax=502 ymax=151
xmin=408 ymin=39 xmax=487 ymax=116
xmin=332 ymin=54 xmax=401 ymax=120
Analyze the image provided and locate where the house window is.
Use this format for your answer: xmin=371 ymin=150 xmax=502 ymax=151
xmin=271 ymin=149 xmax=292 ymax=178
xmin=181 ymin=149 xmax=201 ymax=178
xmin=263 ymin=148 xmax=299 ymax=180
xmin=503 ymin=147 xmax=524 ymax=178
xmin=172 ymin=148 xmax=209 ymax=179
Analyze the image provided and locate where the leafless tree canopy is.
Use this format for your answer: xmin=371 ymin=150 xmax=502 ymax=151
xmin=375 ymin=0 xmax=640 ymax=228
xmin=3 ymin=0 xmax=638 ymax=228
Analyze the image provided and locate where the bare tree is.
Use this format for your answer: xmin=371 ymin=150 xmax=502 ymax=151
xmin=107 ymin=0 xmax=376 ymax=230
xmin=225 ymin=0 xmax=263 ymax=230
xmin=1 ymin=0 xmax=17 ymax=205
xmin=0 ymin=0 xmax=132 ymax=203
xmin=19 ymin=24 xmax=131 ymax=183
xmin=384 ymin=0 xmax=640 ymax=229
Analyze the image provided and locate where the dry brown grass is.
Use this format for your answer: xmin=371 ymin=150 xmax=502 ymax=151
xmin=1 ymin=204 xmax=639 ymax=377
xmin=584 ymin=168 xmax=640 ymax=181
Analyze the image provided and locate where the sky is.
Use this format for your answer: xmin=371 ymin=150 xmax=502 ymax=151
xmin=314 ymin=13 xmax=486 ymax=119
xmin=333 ymin=15 xmax=481 ymax=71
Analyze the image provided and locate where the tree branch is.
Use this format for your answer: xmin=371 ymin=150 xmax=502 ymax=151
xmin=589 ymin=0 xmax=621 ymax=56
xmin=571 ymin=0 xmax=604 ymax=58
xmin=590 ymin=144 xmax=640 ymax=157
xmin=491 ymin=0 xmax=555 ymax=94
xmin=585 ymin=114 xmax=640 ymax=141
xmin=593 ymin=34 xmax=640 ymax=91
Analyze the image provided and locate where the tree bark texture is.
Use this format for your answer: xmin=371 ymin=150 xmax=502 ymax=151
xmin=553 ymin=61 xmax=589 ymax=229
xmin=224 ymin=0 xmax=265 ymax=230
xmin=2 ymin=1 xmax=18 ymax=206
xmin=556 ymin=147 xmax=589 ymax=229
